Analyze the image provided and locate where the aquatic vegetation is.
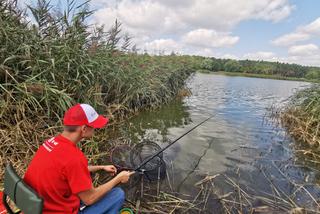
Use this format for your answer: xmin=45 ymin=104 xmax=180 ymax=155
xmin=281 ymin=84 xmax=320 ymax=146
xmin=280 ymin=84 xmax=320 ymax=164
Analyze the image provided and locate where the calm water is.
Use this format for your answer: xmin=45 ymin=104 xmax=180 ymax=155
xmin=115 ymin=73 xmax=320 ymax=211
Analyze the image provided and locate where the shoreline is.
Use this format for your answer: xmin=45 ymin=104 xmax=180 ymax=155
xmin=198 ymin=70 xmax=320 ymax=83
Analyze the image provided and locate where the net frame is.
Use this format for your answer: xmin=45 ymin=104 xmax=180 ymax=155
xmin=130 ymin=140 xmax=163 ymax=171
xmin=110 ymin=140 xmax=166 ymax=182
xmin=110 ymin=144 xmax=134 ymax=171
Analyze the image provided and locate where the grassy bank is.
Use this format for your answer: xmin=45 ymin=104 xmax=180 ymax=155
xmin=199 ymin=70 xmax=320 ymax=82
xmin=0 ymin=0 xmax=196 ymax=181
xmin=280 ymin=84 xmax=320 ymax=148
xmin=277 ymin=84 xmax=320 ymax=173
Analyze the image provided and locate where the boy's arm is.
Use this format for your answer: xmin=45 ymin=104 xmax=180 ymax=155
xmin=77 ymin=171 xmax=134 ymax=205
xmin=88 ymin=165 xmax=102 ymax=172
xmin=88 ymin=165 xmax=117 ymax=174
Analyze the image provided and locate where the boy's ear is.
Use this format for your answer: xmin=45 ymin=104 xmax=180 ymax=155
xmin=80 ymin=125 xmax=86 ymax=132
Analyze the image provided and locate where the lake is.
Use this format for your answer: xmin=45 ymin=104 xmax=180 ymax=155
xmin=111 ymin=73 xmax=319 ymax=212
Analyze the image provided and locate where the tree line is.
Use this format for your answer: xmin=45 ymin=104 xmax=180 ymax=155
xmin=200 ymin=58 xmax=320 ymax=80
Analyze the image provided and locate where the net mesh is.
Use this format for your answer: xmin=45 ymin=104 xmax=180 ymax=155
xmin=130 ymin=140 xmax=163 ymax=171
xmin=110 ymin=140 xmax=166 ymax=181
xmin=110 ymin=144 xmax=133 ymax=170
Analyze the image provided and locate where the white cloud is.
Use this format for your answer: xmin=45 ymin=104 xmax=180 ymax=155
xmin=270 ymin=17 xmax=320 ymax=66
xmin=243 ymin=51 xmax=278 ymax=61
xmin=220 ymin=54 xmax=239 ymax=60
xmin=91 ymin=0 xmax=294 ymax=61
xmin=87 ymin=0 xmax=320 ymax=66
xmin=91 ymin=0 xmax=118 ymax=7
xmin=285 ymin=44 xmax=320 ymax=66
xmin=92 ymin=0 xmax=169 ymax=33
xmin=192 ymin=48 xmax=215 ymax=57
xmin=283 ymin=54 xmax=320 ymax=67
xmin=302 ymin=17 xmax=320 ymax=35
xmin=213 ymin=50 xmax=318 ymax=66
xmin=18 ymin=0 xmax=320 ymax=67
xmin=157 ymin=0 xmax=194 ymax=8
xmin=182 ymin=29 xmax=239 ymax=48
xmin=92 ymin=0 xmax=294 ymax=35
xmin=178 ymin=0 xmax=293 ymax=30
xmin=18 ymin=0 xmax=32 ymax=7
xmin=254 ymin=0 xmax=294 ymax=23
xmin=236 ymin=49 xmax=320 ymax=66
xmin=272 ymin=17 xmax=320 ymax=46
xmin=288 ymin=44 xmax=319 ymax=56
xmin=144 ymin=39 xmax=181 ymax=54
xmin=271 ymin=32 xmax=310 ymax=46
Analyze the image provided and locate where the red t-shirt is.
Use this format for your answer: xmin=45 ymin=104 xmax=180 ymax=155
xmin=0 ymin=191 xmax=7 ymax=214
xmin=24 ymin=135 xmax=92 ymax=214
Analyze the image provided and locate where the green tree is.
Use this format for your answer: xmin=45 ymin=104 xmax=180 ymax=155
xmin=200 ymin=58 xmax=215 ymax=71
xmin=224 ymin=60 xmax=241 ymax=72
xmin=306 ymin=69 xmax=320 ymax=80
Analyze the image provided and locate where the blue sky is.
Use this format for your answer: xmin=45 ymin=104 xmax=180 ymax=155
xmin=22 ymin=0 xmax=320 ymax=66
xmin=229 ymin=0 xmax=320 ymax=57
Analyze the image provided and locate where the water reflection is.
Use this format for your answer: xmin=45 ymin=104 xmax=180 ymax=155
xmin=118 ymin=99 xmax=192 ymax=144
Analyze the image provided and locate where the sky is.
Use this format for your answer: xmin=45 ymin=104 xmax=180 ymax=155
xmin=21 ymin=0 xmax=320 ymax=67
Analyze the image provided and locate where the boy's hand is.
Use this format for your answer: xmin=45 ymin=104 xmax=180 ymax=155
xmin=101 ymin=165 xmax=117 ymax=176
xmin=116 ymin=171 xmax=135 ymax=183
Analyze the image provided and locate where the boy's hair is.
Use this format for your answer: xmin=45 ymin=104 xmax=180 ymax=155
xmin=64 ymin=125 xmax=79 ymax=133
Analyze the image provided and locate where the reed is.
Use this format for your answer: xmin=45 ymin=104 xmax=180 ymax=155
xmin=280 ymin=85 xmax=320 ymax=147
xmin=0 ymin=0 xmax=195 ymax=183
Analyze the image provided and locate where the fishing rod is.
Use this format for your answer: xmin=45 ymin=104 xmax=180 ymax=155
xmin=134 ymin=114 xmax=215 ymax=172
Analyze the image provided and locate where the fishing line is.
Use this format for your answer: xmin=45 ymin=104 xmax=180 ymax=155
xmin=177 ymin=138 xmax=214 ymax=191
xmin=110 ymin=114 xmax=215 ymax=184
xmin=134 ymin=114 xmax=215 ymax=171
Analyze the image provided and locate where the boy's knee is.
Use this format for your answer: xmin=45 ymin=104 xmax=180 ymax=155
xmin=113 ymin=187 xmax=125 ymax=202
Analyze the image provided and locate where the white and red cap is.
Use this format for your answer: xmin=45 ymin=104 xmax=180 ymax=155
xmin=63 ymin=104 xmax=108 ymax=128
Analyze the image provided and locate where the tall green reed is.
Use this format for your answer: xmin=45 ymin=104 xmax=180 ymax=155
xmin=0 ymin=0 xmax=196 ymax=180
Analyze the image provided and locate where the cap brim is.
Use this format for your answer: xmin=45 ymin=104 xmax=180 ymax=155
xmin=88 ymin=115 xmax=109 ymax=128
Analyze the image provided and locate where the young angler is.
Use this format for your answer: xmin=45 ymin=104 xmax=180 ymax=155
xmin=24 ymin=104 xmax=134 ymax=214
